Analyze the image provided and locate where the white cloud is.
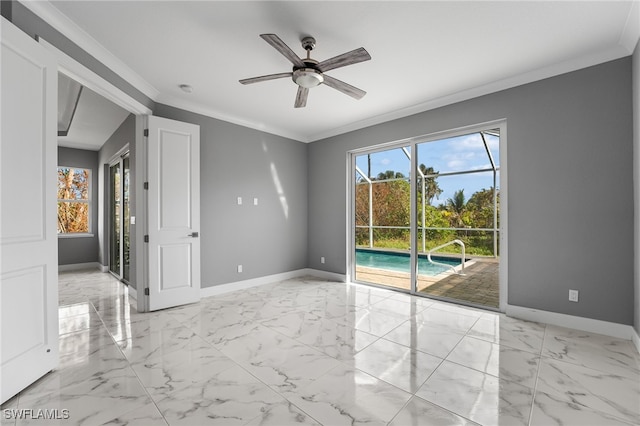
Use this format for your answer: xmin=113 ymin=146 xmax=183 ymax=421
xmin=447 ymin=159 xmax=466 ymax=169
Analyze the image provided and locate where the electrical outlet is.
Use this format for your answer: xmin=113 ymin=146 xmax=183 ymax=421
xmin=320 ymin=257 xmax=325 ymax=264
xmin=568 ymin=289 xmax=579 ymax=302
xmin=237 ymin=197 xmax=242 ymax=205
xmin=253 ymin=198 xmax=258 ymax=206
xmin=237 ymin=265 xmax=243 ymax=273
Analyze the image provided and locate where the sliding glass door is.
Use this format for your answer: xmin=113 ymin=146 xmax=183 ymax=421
xmin=415 ymin=130 xmax=500 ymax=308
xmin=353 ymin=146 xmax=411 ymax=291
xmin=109 ymin=154 xmax=130 ymax=283
xmin=351 ymin=124 xmax=502 ymax=310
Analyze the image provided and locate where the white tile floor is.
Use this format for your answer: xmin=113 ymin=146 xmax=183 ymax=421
xmin=2 ymin=270 xmax=639 ymax=425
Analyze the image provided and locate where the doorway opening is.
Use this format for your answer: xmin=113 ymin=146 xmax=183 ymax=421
xmin=351 ymin=123 xmax=504 ymax=311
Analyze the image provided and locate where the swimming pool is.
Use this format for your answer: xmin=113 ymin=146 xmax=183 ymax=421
xmin=356 ymin=249 xmax=464 ymax=276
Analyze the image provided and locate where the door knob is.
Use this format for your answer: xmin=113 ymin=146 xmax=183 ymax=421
xmin=187 ymin=232 xmax=199 ymax=238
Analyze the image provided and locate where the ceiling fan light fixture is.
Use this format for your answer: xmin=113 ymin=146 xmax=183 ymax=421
xmin=293 ymin=68 xmax=324 ymax=88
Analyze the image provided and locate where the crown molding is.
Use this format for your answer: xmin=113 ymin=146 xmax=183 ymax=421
xmin=19 ymin=0 xmax=160 ymax=101
xmin=155 ymin=93 xmax=308 ymax=142
xmin=619 ymin=0 xmax=640 ymax=54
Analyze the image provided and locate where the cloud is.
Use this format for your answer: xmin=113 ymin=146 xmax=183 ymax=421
xmin=448 ymin=134 xmax=499 ymax=153
xmin=447 ymin=159 xmax=466 ymax=169
xmin=379 ymin=158 xmax=391 ymax=166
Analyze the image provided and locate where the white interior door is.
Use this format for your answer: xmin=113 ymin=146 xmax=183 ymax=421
xmin=1 ymin=18 xmax=59 ymax=404
xmin=146 ymin=116 xmax=200 ymax=311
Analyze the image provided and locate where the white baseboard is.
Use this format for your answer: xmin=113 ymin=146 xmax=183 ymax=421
xmin=301 ymin=268 xmax=347 ymax=283
xmin=200 ymin=268 xmax=347 ymax=299
xmin=506 ymin=304 xmax=637 ymax=342
xmin=58 ymin=262 xmax=102 ymax=272
xmin=127 ymin=285 xmax=137 ymax=301
xmin=632 ymin=327 xmax=640 ymax=354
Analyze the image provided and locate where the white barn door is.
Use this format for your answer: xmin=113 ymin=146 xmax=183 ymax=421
xmin=146 ymin=116 xmax=201 ymax=311
xmin=1 ymin=18 xmax=59 ymax=404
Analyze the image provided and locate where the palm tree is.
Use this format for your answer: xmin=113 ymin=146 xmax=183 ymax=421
xmin=418 ymin=164 xmax=442 ymax=205
xmin=446 ymin=189 xmax=467 ymax=228
xmin=376 ymin=170 xmax=405 ymax=180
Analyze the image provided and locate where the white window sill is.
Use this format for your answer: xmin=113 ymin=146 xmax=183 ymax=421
xmin=58 ymin=233 xmax=95 ymax=239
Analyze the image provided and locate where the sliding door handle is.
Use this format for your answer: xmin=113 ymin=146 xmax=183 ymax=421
xmin=187 ymin=232 xmax=199 ymax=238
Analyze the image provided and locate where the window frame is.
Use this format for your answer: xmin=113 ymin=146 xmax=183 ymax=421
xmin=57 ymin=165 xmax=93 ymax=238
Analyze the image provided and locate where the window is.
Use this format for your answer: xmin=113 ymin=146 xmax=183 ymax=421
xmin=57 ymin=167 xmax=91 ymax=235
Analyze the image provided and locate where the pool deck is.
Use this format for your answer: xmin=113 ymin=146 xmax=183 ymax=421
xmin=355 ymin=256 xmax=499 ymax=308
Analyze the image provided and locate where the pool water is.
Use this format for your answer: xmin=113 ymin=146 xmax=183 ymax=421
xmin=356 ymin=249 xmax=463 ymax=276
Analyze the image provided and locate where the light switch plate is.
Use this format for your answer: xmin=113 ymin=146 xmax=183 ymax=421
xmin=569 ymin=289 xmax=579 ymax=302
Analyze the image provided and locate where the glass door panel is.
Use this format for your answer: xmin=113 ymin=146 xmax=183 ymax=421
xmin=109 ymin=154 xmax=130 ymax=282
xmin=122 ymin=156 xmax=130 ymax=283
xmin=415 ymin=130 xmax=500 ymax=308
xmin=354 ymin=146 xmax=411 ymax=291
xmin=109 ymin=162 xmax=121 ymax=276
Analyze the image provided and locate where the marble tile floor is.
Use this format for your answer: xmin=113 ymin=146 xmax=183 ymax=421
xmin=2 ymin=269 xmax=639 ymax=426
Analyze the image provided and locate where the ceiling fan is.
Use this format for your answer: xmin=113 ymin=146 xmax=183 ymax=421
xmin=239 ymin=34 xmax=371 ymax=108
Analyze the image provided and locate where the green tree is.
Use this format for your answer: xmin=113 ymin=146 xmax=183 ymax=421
xmin=446 ymin=189 xmax=467 ymax=228
xmin=376 ymin=170 xmax=405 ymax=180
xmin=467 ymin=187 xmax=499 ymax=229
xmin=418 ymin=164 xmax=442 ymax=205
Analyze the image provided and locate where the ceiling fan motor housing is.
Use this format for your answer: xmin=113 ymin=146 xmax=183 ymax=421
xmin=292 ymin=67 xmax=324 ymax=88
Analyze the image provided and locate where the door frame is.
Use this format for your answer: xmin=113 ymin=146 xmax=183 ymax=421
xmin=347 ymin=119 xmax=508 ymax=312
xmin=38 ymin=38 xmax=152 ymax=313
xmin=107 ymin=146 xmax=130 ymax=282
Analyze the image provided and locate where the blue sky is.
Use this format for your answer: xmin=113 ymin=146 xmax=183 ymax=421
xmin=355 ymin=132 xmax=499 ymax=207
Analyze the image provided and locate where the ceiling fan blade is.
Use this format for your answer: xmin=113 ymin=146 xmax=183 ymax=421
xmin=239 ymin=72 xmax=292 ymax=84
xmin=322 ymin=75 xmax=366 ymax=100
xmin=317 ymin=47 xmax=371 ymax=73
xmin=260 ymin=34 xmax=305 ymax=68
xmin=294 ymin=86 xmax=309 ymax=108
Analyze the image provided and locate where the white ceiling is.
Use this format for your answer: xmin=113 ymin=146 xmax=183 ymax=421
xmin=31 ymin=1 xmax=640 ymax=143
xmin=58 ymin=84 xmax=130 ymax=151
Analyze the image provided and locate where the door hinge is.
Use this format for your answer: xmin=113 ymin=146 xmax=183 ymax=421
xmin=143 ymin=129 xmax=149 ymax=137
xmin=144 ymin=288 xmax=149 ymax=296
xmin=143 ymin=182 xmax=149 ymax=190
xmin=144 ymin=235 xmax=149 ymax=243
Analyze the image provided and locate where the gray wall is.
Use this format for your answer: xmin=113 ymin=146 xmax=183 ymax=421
xmin=308 ymin=57 xmax=634 ymax=326
xmin=98 ymin=114 xmax=137 ymax=287
xmin=154 ymin=104 xmax=308 ymax=288
xmin=634 ymin=41 xmax=640 ymax=336
xmin=57 ymin=147 xmax=99 ymax=265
